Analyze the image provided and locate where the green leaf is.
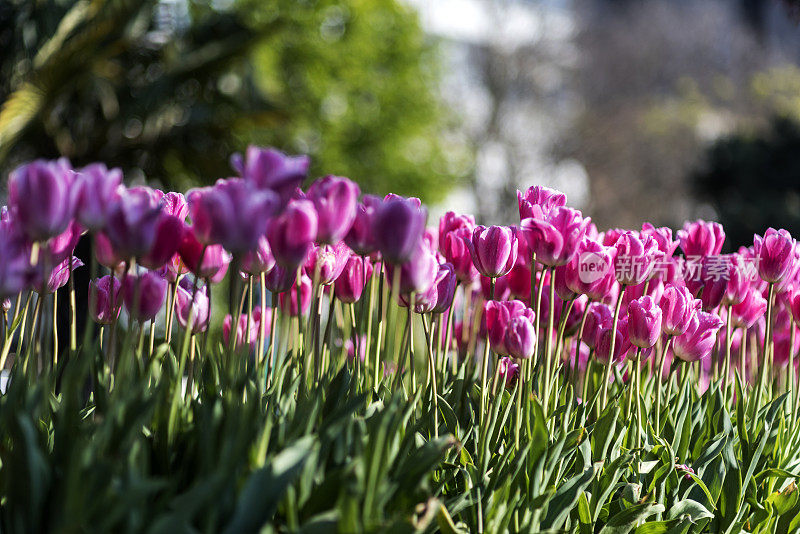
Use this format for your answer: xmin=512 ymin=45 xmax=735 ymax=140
xmin=667 ymin=499 xmax=714 ymax=521
xmin=542 ymin=463 xmax=599 ymax=530
xmin=600 ymin=502 xmax=665 ymax=534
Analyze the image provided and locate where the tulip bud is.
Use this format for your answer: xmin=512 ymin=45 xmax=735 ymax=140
xmin=412 ymin=262 xmax=457 ymax=314
xmin=442 ymin=226 xmax=478 ymax=283
xmin=627 ymin=295 xmax=663 ymax=348
xmin=174 ymin=278 xmax=210 ymax=333
xmin=595 ymin=323 xmax=630 ymax=364
xmin=672 ymin=311 xmax=724 ymax=362
xmin=345 ymin=195 xmax=381 ymax=255
xmin=565 ymin=238 xmax=617 ymax=300
xmin=306 ymin=175 xmax=360 ymax=244
xmin=438 ymin=211 xmax=476 ymax=247
xmin=74 ymin=163 xmax=122 ymax=231
xmin=178 ymin=228 xmax=231 ymax=282
xmin=385 ymin=244 xmax=439 ymax=296
xmin=34 ymin=256 xmax=84 ymax=294
xmin=468 ymin=225 xmax=518 ymax=278
xmin=582 ymin=302 xmax=612 ymax=349
xmin=264 ymin=264 xmax=296 ymax=294
xmin=497 ymin=356 xmax=520 ymax=387
xmin=754 ymin=228 xmax=796 ymax=284
xmin=268 ymin=198 xmax=318 ymax=269
xmin=612 ymin=231 xmax=660 ymax=286
xmin=520 ymin=207 xmax=588 ymax=267
xmin=733 ymin=288 xmax=766 ymax=329
xmin=88 ymin=276 xmax=122 ymax=324
xmin=223 ymin=307 xmax=265 ymax=349
xmin=372 ymin=197 xmax=427 ymax=265
xmin=241 ymin=236 xmax=276 ymax=275
xmin=8 ymin=158 xmax=75 ymax=241
xmin=123 ymin=271 xmax=168 ymax=322
xmin=335 ymin=255 xmax=374 ymax=303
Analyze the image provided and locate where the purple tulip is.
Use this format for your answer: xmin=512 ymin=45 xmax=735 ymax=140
xmin=188 ymin=178 xmax=278 ymax=254
xmin=520 ymin=207 xmax=588 ymax=267
xmin=628 ymin=295 xmax=663 ymax=348
xmin=412 ymin=262 xmax=457 ymax=314
xmin=564 ymin=238 xmax=617 ymax=301
xmin=442 ymin=226 xmax=478 ymax=283
xmin=640 ymin=223 xmax=679 ymax=258
xmin=174 ymin=278 xmax=210 ymax=333
xmin=178 ymin=229 xmax=231 ymax=282
xmin=264 ymin=264 xmax=295 ymax=293
xmin=8 ymin=158 xmax=75 ymax=241
xmin=733 ymin=288 xmax=767 ymax=329
xmin=139 ymin=214 xmax=184 ymax=270
xmin=123 ymin=271 xmax=168 ymax=322
xmin=345 ymin=195 xmax=381 ymax=255
xmin=517 ymin=186 xmax=567 ymax=221
xmin=33 ymin=256 xmax=83 ymax=294
xmin=468 ymin=225 xmax=518 ymax=278
xmin=74 ymin=163 xmax=123 ymax=231
xmin=105 ymin=188 xmax=163 ymax=260
xmin=754 ymin=228 xmax=796 ymax=284
xmin=554 ymin=264 xmax=576 ymax=301
xmin=385 ymin=243 xmax=439 ymax=295
xmin=94 ymin=233 xmax=124 ymax=270
xmin=241 ymin=236 xmax=276 ymax=275
xmin=279 ymin=273 xmax=313 ymax=316
xmin=372 ymin=197 xmax=427 ymax=265
xmin=505 ymin=315 xmax=537 ymax=359
xmin=0 ymin=228 xmax=32 ymax=299
xmin=507 ymin=263 xmax=532 ymax=301
xmin=306 ymin=176 xmax=360 ymax=244
xmin=660 ymin=283 xmax=699 ymax=336
xmin=334 ymin=255 xmax=373 ymax=303
xmin=678 ymin=220 xmax=725 ymax=258
xmin=267 ymin=198 xmax=318 ymax=269
xmin=498 ymin=357 xmax=520 ymax=387
xmin=304 ymin=241 xmax=350 ymax=285
xmin=89 ymin=276 xmax=122 ymax=324
xmin=236 ymin=146 xmax=310 ymax=203
xmin=672 ymin=311 xmax=724 ymax=362
xmin=612 ymin=231 xmax=660 ymax=286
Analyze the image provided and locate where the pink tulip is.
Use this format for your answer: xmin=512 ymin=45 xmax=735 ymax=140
xmin=754 ymin=228 xmax=796 ymax=284
xmin=640 ymin=223 xmax=679 ymax=258
xmin=732 ymin=288 xmax=767 ymax=329
xmin=565 ymin=237 xmax=617 ymax=301
xmin=441 ymin=226 xmax=478 ymax=283
xmin=520 ymin=207 xmax=588 ymax=267
xmin=345 ymin=195 xmax=381 ymax=255
xmin=105 ymin=188 xmax=163 ymax=260
xmin=33 ymin=256 xmax=83 ymax=294
xmin=178 ymin=229 xmax=231 ymax=282
xmin=497 ymin=357 xmax=520 ymax=387
xmin=241 ymin=236 xmax=276 ymax=275
xmin=505 ymin=315 xmax=536 ymax=359
xmin=438 ymin=212 xmax=476 ymax=246
xmin=484 ymin=300 xmax=534 ymax=356
xmin=517 ymin=185 xmax=567 ymax=221
xmin=672 ymin=311 xmax=724 ymax=362
xmin=678 ymin=220 xmax=725 ymax=258
xmin=611 ymin=231 xmax=660 ymax=286
xmin=174 ymin=278 xmax=210 ymax=333
xmin=304 ymin=242 xmax=350 ymax=285
xmin=412 ymin=262 xmax=457 ymax=314
xmin=582 ymin=303 xmax=611 ymax=349
xmin=385 ymin=243 xmax=439 ymax=295
xmin=627 ymin=295 xmax=662 ymax=349
xmin=660 ymin=283 xmax=699 ymax=336
xmin=335 ymin=255 xmax=373 ymax=303
xmin=223 ymin=307 xmax=266 ymax=349
xmin=139 ymin=214 xmax=184 ymax=270
xmin=279 ymin=273 xmax=313 ymax=316
xmin=595 ymin=322 xmax=631 ymax=364
xmin=264 ymin=264 xmax=296 ymax=294
xmin=507 ymin=262 xmax=532 ymax=301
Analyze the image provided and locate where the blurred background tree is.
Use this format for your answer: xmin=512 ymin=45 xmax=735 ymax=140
xmin=0 ymin=0 xmax=464 ymax=201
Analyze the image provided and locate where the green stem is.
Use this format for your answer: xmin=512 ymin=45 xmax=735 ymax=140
xmin=600 ymin=290 xmax=624 ymax=411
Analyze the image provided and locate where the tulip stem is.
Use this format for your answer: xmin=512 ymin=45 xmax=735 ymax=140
xmin=443 ymin=299 xmax=455 ymax=378
xmin=68 ymin=255 xmax=77 ymax=353
xmin=52 ymin=290 xmax=58 ymax=369
xmin=655 ymin=337 xmax=672 ymax=432
xmin=722 ymin=307 xmax=733 ymax=405
xmin=600 ymin=289 xmax=624 ymax=412
xmin=755 ymin=283 xmax=775 ymax=412
xmin=543 ymin=267 xmax=556 ymax=416
xmin=421 ymin=314 xmax=439 ymax=438
xmin=569 ymin=304 xmax=590 ymax=388
xmin=266 ymin=296 xmax=278 ymax=389
xmin=480 ymin=278 xmax=495 ymax=426
xmin=245 ymin=275 xmax=254 ymax=372
xmin=372 ymin=264 xmax=384 ymax=391
xmin=407 ymin=293 xmax=417 ymax=397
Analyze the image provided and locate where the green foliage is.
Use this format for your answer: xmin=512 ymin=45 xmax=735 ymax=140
xmin=0 ymin=0 xmax=463 ymax=200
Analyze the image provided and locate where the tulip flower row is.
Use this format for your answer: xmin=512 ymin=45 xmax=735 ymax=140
xmin=0 ymin=148 xmax=797 ymax=432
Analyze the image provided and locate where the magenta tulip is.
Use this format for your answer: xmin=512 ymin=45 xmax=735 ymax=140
xmin=223 ymin=307 xmax=265 ymax=349
xmin=628 ymin=295 xmax=662 ymax=348
xmin=236 ymin=146 xmax=310 ymax=203
xmin=732 ymin=288 xmax=766 ymax=329
xmin=660 ymin=283 xmax=699 ymax=336
xmin=412 ymin=262 xmax=457 ymax=314
xmin=178 ymin=229 xmax=231 ymax=282
xmin=345 ymin=195 xmax=381 ymax=255
xmin=498 ymin=357 xmax=520 ymax=387
xmin=484 ymin=300 xmax=534 ymax=356
xmin=678 ymin=220 xmax=725 ymax=258
xmin=565 ymin=238 xmax=617 ymax=301
xmin=241 ymin=236 xmax=276 ymax=275
xmin=304 ymin=242 xmax=350 ymax=285
xmin=306 ymin=175 xmax=360 ymax=244
xmin=469 ymin=225 xmax=518 ymax=278
xmin=612 ymin=231 xmax=660 ymax=286
xmin=267 ymin=198 xmax=318 ymax=269
xmin=33 ymin=256 xmax=83 ymax=294
xmin=385 ymin=243 xmax=439 ymax=295
xmin=517 ymin=185 xmax=567 ymax=221
xmin=672 ymin=311 xmax=724 ymax=362
xmin=595 ymin=323 xmax=630 ymax=364
xmin=520 ymin=207 xmax=588 ymax=267
xmin=582 ymin=302 xmax=612 ymax=349
xmin=505 ymin=315 xmax=536 ymax=360
xmin=754 ymin=228 xmax=796 ymax=284
xmin=279 ymin=273 xmax=313 ymax=316
xmin=441 ymin=226 xmax=478 ymax=283
xmin=264 ymin=264 xmax=296 ymax=294
xmin=640 ymin=223 xmax=679 ymax=258
xmin=335 ymin=255 xmax=373 ymax=303
xmin=438 ymin=211 xmax=476 ymax=246
xmin=105 ymin=188 xmax=163 ymax=260
xmin=139 ymin=214 xmax=184 ymax=270
xmin=88 ymin=276 xmax=122 ymax=324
